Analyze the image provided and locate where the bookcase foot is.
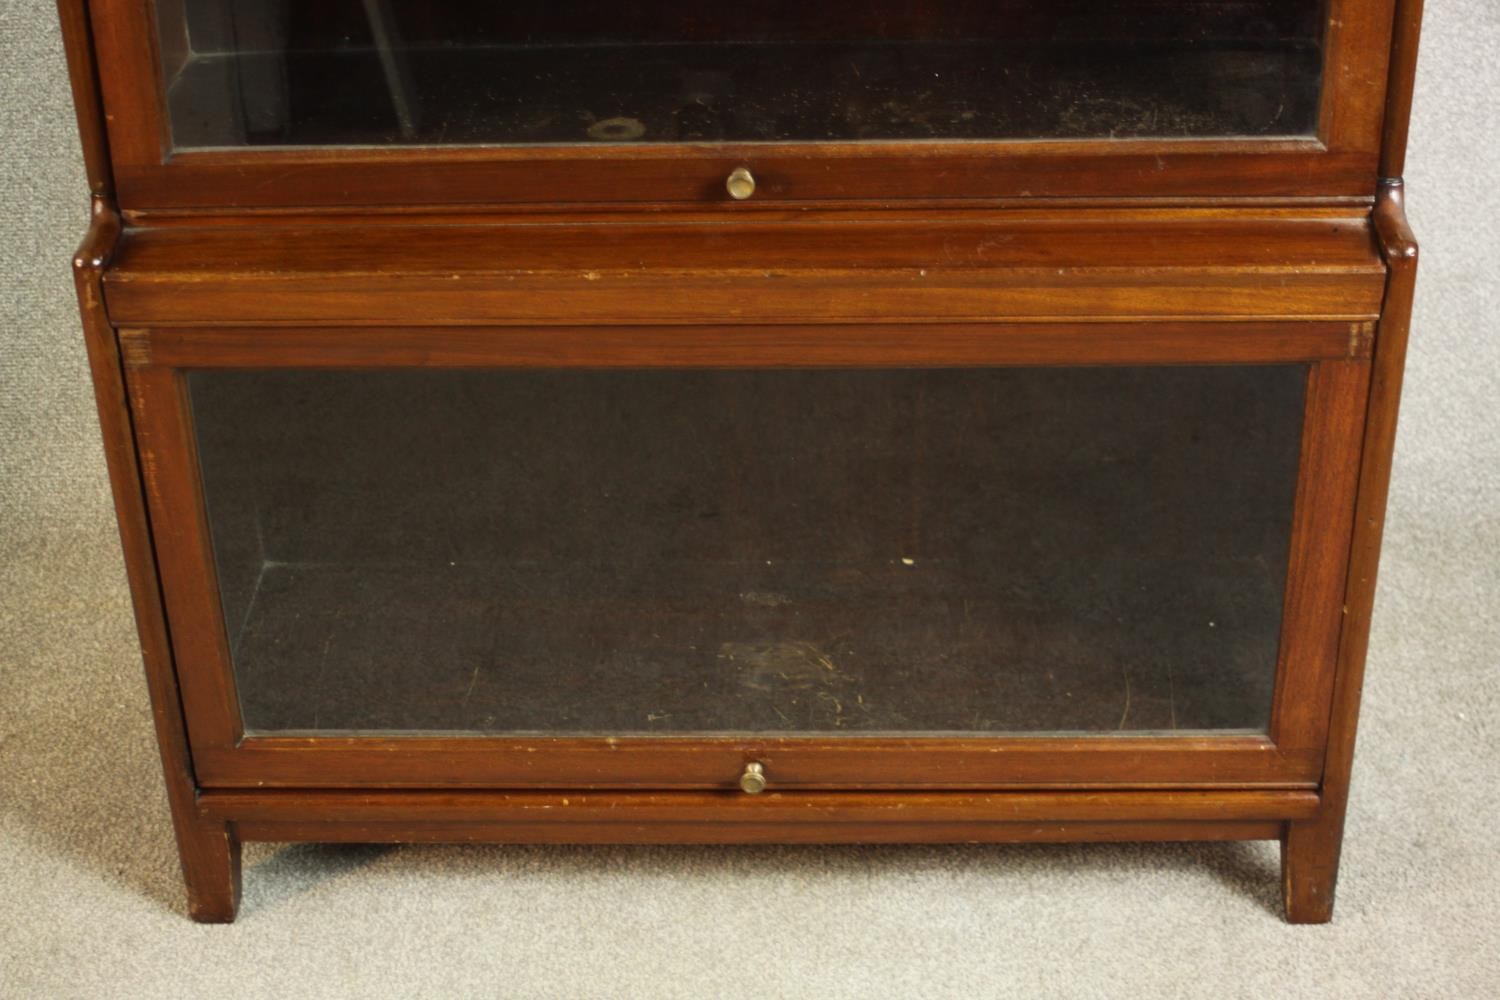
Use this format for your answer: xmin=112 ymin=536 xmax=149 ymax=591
xmin=180 ymin=820 xmax=242 ymax=924
xmin=1281 ymin=819 xmax=1341 ymax=924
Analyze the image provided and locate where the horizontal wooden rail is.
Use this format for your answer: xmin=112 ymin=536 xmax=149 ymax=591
xmin=200 ymin=788 xmax=1318 ymax=845
xmin=121 ymin=321 xmax=1372 ymax=370
xmin=104 ymin=212 xmax=1387 ymax=326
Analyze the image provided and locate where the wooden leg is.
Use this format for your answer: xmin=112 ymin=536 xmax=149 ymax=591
xmin=179 ymin=819 xmax=242 ymax=923
xmin=68 ymin=207 xmax=237 ymax=923
xmin=1281 ymin=817 xmax=1341 ymax=924
xmin=1281 ymin=186 xmax=1420 ymax=926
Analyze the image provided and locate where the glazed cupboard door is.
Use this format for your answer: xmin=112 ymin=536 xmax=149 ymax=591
xmin=119 ymin=323 xmax=1369 ymax=790
xmin=89 ymin=0 xmax=1397 ymax=207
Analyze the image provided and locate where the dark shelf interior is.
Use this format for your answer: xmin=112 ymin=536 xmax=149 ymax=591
xmin=167 ymin=41 xmax=1322 ymax=147
xmin=189 ymin=366 xmax=1306 ymax=736
xmin=159 ymin=1 xmax=1326 ymax=148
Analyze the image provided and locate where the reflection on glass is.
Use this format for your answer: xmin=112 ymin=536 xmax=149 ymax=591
xmin=189 ymin=366 xmax=1306 ymax=736
xmin=157 ymin=1 xmax=1328 ymax=148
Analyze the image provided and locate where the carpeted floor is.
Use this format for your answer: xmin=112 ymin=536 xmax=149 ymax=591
xmin=2 ymin=6 xmax=1497 ymax=999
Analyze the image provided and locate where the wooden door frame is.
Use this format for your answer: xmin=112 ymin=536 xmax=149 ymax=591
xmin=88 ymin=0 xmax=1396 ymax=209
xmin=121 ymin=321 xmax=1368 ymax=791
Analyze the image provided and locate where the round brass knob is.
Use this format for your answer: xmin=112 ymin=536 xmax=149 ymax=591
xmin=739 ymin=761 xmax=767 ymax=794
xmin=726 ymin=166 xmax=756 ymax=201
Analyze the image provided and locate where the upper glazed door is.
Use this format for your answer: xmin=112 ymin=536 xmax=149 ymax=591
xmin=91 ymin=0 xmax=1397 ymax=209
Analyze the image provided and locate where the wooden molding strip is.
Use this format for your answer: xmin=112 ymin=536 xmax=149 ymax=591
xmin=120 ymin=321 xmax=1372 ymax=371
xmin=104 ymin=213 xmax=1387 ymax=327
xmin=200 ymin=788 xmax=1318 ymax=845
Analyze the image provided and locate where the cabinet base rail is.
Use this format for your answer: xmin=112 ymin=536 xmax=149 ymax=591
xmin=179 ymin=788 xmax=1332 ymax=923
xmin=198 ymin=787 xmax=1320 ymax=832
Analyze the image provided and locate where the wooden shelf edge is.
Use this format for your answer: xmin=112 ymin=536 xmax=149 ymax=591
xmin=120 ymin=321 xmax=1373 ymax=370
xmin=199 ymin=788 xmax=1318 ymax=845
xmin=101 ymin=212 xmax=1388 ymax=327
xmin=230 ymin=818 xmax=1288 ymax=846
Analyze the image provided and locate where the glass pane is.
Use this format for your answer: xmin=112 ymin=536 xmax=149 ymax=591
xmin=158 ymin=1 xmax=1327 ymax=149
xmin=188 ymin=366 xmax=1305 ymax=736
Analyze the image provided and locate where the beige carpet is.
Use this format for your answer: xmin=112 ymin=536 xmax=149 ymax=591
xmin=2 ymin=6 xmax=1497 ymax=998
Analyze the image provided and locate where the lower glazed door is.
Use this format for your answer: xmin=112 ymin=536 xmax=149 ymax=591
xmin=120 ymin=322 xmax=1369 ymax=791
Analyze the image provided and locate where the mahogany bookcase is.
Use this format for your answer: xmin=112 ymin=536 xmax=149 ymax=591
xmin=59 ymin=0 xmax=1422 ymax=922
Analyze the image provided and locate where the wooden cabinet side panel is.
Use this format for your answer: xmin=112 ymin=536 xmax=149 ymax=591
xmin=1380 ymin=0 xmax=1427 ymax=179
xmin=1284 ymin=181 xmax=1418 ymax=923
xmin=56 ymin=0 xmax=113 ymax=196
xmin=71 ymin=203 xmax=241 ymax=921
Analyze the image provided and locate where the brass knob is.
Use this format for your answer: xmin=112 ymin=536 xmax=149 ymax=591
xmin=726 ymin=166 xmax=756 ymax=201
xmin=739 ymin=761 xmax=767 ymax=794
